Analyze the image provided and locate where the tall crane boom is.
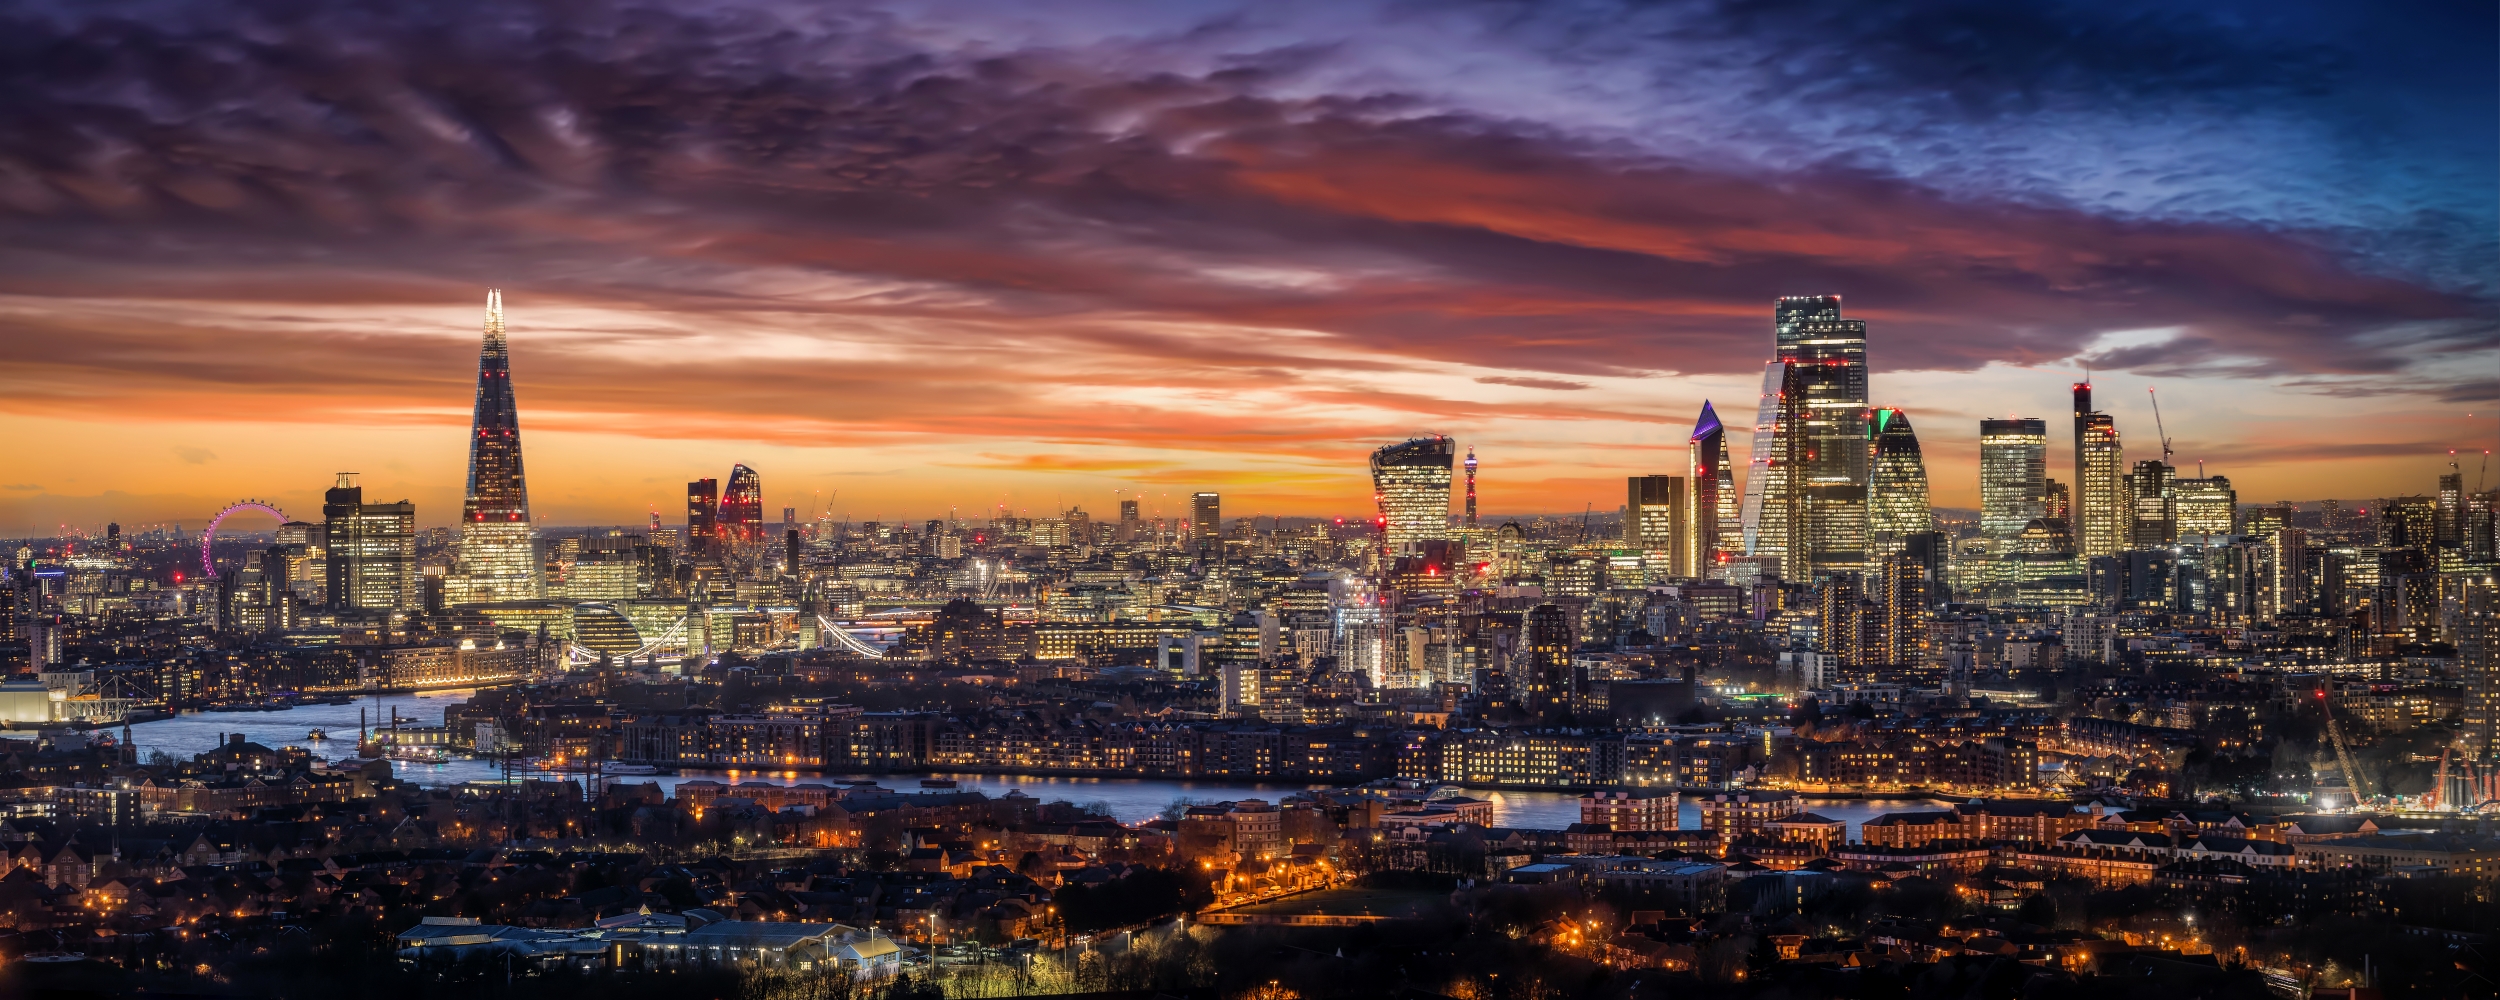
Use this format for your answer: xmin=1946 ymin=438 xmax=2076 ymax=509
xmin=2146 ymin=386 xmax=2174 ymax=464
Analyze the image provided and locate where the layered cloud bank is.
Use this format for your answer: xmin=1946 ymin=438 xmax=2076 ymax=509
xmin=0 ymin=0 xmax=2490 ymax=527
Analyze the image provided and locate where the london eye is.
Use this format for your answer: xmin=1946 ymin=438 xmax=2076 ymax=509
xmin=201 ymin=500 xmax=289 ymax=578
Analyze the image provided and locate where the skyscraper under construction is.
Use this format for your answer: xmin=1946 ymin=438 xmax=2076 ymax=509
xmin=449 ymin=290 xmax=540 ymax=604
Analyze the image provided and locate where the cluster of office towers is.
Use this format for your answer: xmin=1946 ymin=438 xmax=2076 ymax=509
xmin=1363 ymin=295 xmax=2214 ymax=592
xmin=1360 ymin=295 xmax=2257 ymax=641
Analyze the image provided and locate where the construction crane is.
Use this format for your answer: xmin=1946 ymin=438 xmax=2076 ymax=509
xmin=2146 ymin=386 xmax=2175 ymax=464
xmin=2318 ymin=689 xmax=2374 ymax=802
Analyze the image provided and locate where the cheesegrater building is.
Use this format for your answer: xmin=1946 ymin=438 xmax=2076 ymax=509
xmin=449 ymin=290 xmax=541 ymax=604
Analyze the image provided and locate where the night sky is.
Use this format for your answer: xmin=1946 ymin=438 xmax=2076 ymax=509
xmin=1 ymin=0 xmax=2492 ymax=529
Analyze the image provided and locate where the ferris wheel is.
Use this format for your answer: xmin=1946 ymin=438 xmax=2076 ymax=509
xmin=201 ymin=500 xmax=289 ymax=578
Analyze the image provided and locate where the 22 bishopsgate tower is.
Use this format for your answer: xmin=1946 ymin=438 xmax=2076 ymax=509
xmin=449 ymin=289 xmax=541 ymax=603
xmin=1741 ymin=296 xmax=1871 ymax=577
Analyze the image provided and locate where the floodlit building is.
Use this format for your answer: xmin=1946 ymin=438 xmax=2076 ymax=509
xmin=1626 ymin=475 xmax=1692 ymax=581
xmin=685 ymin=478 xmax=719 ymax=558
xmin=1978 ymin=418 xmax=2047 ymax=537
xmin=2128 ymin=459 xmax=2176 ymax=548
xmin=1371 ymin=436 xmax=1456 ymax=556
xmin=722 ymin=463 xmax=765 ymax=552
xmin=2173 ymin=475 xmax=2237 ymax=540
xmin=324 ymin=474 xmax=415 ymax=612
xmin=449 ymin=289 xmax=541 ymax=604
xmin=1865 ymin=406 xmax=1932 ymax=556
xmin=1773 ymin=296 xmax=1870 ymax=577
xmin=1191 ymin=492 xmax=1222 ymax=554
xmin=1689 ymin=401 xmax=1738 ymax=573
xmin=2073 ymin=383 xmax=2127 ymax=559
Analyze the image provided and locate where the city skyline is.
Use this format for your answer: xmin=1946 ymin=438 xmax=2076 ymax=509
xmin=0 ymin=0 xmax=2494 ymax=531
xmin=6 ymin=283 xmax=2487 ymax=537
xmin=3 ymin=6 xmax=2498 ymax=997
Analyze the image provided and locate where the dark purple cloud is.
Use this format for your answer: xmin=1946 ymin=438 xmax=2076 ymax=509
xmin=0 ymin=0 xmax=2487 ymax=431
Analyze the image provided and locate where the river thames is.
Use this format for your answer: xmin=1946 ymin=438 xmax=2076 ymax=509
xmin=127 ymin=693 xmax=1947 ymax=835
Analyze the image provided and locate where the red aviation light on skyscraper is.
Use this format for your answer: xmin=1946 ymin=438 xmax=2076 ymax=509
xmin=448 ymin=289 xmax=540 ymax=601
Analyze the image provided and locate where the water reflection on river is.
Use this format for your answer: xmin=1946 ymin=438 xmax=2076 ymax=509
xmin=128 ymin=694 xmax=1945 ymax=835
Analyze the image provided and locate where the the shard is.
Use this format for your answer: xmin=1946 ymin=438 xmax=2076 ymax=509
xmin=450 ymin=289 xmax=541 ymax=603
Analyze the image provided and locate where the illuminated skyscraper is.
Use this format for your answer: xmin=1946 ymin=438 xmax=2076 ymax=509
xmin=2173 ymin=475 xmax=2237 ymax=540
xmin=1191 ymin=492 xmax=1221 ymax=554
xmin=1625 ymin=475 xmax=1691 ymax=579
xmin=1464 ymin=447 xmax=1479 ymax=529
xmin=324 ymin=473 xmax=415 ymax=611
xmin=1689 ymin=401 xmax=1737 ymax=573
xmin=2468 ymin=490 xmax=2497 ymax=561
xmin=686 ymin=478 xmax=719 ymax=557
xmin=1878 ymin=549 xmax=1930 ymax=665
xmin=450 ymin=290 xmax=540 ymax=604
xmin=1865 ymin=407 xmax=1932 ymax=555
xmin=721 ymin=464 xmax=764 ymax=552
xmin=1772 ymin=297 xmax=1870 ymax=576
xmin=2073 ymin=383 xmax=2127 ymax=559
xmin=2439 ymin=470 xmax=2466 ymax=547
xmin=2127 ymin=459 xmax=2176 ymax=548
xmin=1522 ymin=603 xmax=1574 ymax=722
xmin=2461 ymin=585 xmax=2500 ymax=764
xmin=1738 ymin=361 xmax=1792 ymax=562
xmin=1371 ymin=436 xmax=1455 ymax=556
xmin=1978 ymin=418 xmax=2047 ymax=536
